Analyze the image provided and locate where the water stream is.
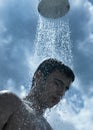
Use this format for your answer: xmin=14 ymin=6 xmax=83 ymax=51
xmin=29 ymin=16 xmax=73 ymax=130
xmin=32 ymin=16 xmax=73 ymax=68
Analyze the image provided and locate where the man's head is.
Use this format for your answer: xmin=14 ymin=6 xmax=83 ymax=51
xmin=31 ymin=58 xmax=75 ymax=108
xmin=32 ymin=58 xmax=75 ymax=87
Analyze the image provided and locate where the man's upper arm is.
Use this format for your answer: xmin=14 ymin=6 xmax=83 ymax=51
xmin=0 ymin=90 xmax=21 ymax=129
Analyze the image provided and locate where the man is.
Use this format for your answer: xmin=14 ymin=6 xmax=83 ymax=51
xmin=0 ymin=58 xmax=75 ymax=130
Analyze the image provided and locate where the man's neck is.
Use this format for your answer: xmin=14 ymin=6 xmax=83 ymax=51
xmin=24 ymin=92 xmax=45 ymax=116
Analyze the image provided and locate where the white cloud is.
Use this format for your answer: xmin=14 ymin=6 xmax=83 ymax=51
xmin=4 ymin=78 xmax=16 ymax=91
xmin=70 ymin=0 xmax=84 ymax=8
xmin=20 ymin=85 xmax=27 ymax=98
xmin=44 ymin=95 xmax=93 ymax=130
xmin=0 ymin=21 xmax=7 ymax=33
xmin=77 ymin=0 xmax=93 ymax=59
xmin=2 ymin=78 xmax=27 ymax=98
xmin=72 ymin=0 xmax=93 ymax=53
xmin=70 ymin=96 xmax=93 ymax=130
xmin=0 ymin=21 xmax=12 ymax=48
xmin=78 ymin=34 xmax=93 ymax=57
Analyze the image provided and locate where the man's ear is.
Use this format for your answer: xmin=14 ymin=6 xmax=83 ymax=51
xmin=35 ymin=70 xmax=42 ymax=79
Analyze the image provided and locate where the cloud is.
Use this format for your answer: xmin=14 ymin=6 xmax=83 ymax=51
xmin=89 ymin=0 xmax=93 ymax=4
xmin=69 ymin=0 xmax=92 ymax=42
xmin=78 ymin=34 xmax=93 ymax=57
xmin=0 ymin=0 xmax=38 ymax=91
xmin=0 ymin=0 xmax=38 ymax=45
xmin=45 ymin=109 xmax=77 ymax=130
xmin=69 ymin=96 xmax=93 ymax=130
xmin=44 ymin=94 xmax=93 ymax=130
xmin=1 ymin=78 xmax=27 ymax=97
xmin=67 ymin=0 xmax=93 ymax=93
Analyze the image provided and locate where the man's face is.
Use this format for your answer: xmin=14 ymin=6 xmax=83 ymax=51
xmin=39 ymin=70 xmax=72 ymax=108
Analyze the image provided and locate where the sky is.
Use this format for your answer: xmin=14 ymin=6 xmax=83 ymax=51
xmin=0 ymin=0 xmax=93 ymax=130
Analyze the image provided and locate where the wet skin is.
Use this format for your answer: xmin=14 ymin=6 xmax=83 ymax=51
xmin=0 ymin=92 xmax=53 ymax=130
xmin=0 ymin=70 xmax=72 ymax=130
xmin=38 ymin=70 xmax=72 ymax=108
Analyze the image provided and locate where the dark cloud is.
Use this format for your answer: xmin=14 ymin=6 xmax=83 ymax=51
xmin=67 ymin=0 xmax=93 ymax=92
xmin=1 ymin=0 xmax=38 ymax=42
xmin=0 ymin=42 xmax=30 ymax=90
xmin=69 ymin=1 xmax=91 ymax=43
xmin=89 ymin=0 xmax=93 ymax=4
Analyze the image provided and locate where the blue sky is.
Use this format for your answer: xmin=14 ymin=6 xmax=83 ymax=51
xmin=0 ymin=0 xmax=93 ymax=130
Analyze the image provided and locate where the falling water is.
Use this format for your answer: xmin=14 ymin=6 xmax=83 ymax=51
xmin=32 ymin=16 xmax=73 ymax=69
xmin=28 ymin=16 xmax=73 ymax=130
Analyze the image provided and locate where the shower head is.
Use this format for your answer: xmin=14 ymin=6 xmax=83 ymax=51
xmin=38 ymin=0 xmax=70 ymax=19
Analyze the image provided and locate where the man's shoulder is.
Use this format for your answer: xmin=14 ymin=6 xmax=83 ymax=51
xmin=0 ymin=90 xmax=22 ymax=110
xmin=0 ymin=90 xmax=22 ymax=129
xmin=0 ymin=90 xmax=18 ymax=97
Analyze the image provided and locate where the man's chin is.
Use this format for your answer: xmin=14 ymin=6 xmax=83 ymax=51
xmin=48 ymin=101 xmax=59 ymax=108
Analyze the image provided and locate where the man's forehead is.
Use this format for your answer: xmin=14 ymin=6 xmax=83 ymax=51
xmin=50 ymin=70 xmax=72 ymax=82
xmin=51 ymin=70 xmax=67 ymax=77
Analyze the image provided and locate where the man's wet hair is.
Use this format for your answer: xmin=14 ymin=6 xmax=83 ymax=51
xmin=32 ymin=58 xmax=75 ymax=87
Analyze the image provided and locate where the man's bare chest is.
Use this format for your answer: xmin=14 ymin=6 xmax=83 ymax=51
xmin=3 ymin=106 xmax=53 ymax=130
